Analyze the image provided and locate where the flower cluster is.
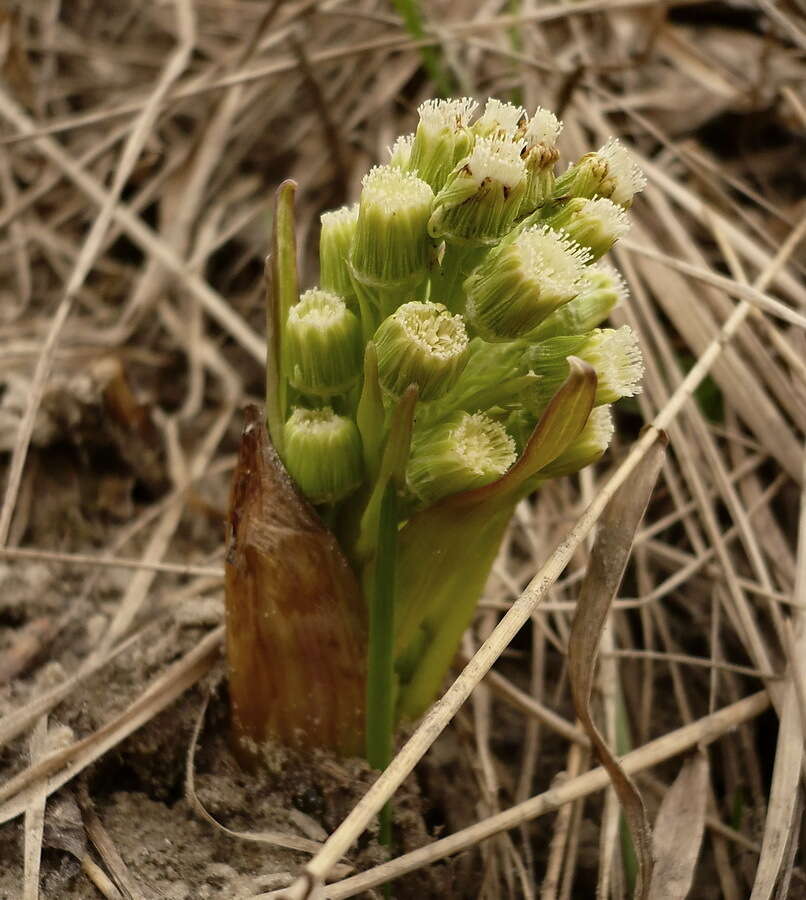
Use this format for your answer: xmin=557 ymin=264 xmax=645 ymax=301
xmin=252 ymin=97 xmax=647 ymax=740
xmin=282 ymin=98 xmax=644 ymax=517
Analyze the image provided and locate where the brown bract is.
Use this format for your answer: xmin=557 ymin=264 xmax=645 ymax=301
xmin=225 ymin=406 xmax=366 ymax=763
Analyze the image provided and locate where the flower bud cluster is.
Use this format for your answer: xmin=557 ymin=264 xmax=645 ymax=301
xmin=277 ymin=97 xmax=646 ymax=510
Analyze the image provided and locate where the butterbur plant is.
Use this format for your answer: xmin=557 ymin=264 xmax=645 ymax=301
xmin=225 ymin=98 xmax=645 ymax=773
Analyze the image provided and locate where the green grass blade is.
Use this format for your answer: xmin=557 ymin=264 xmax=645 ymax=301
xmin=390 ymin=0 xmax=452 ymax=96
xmin=366 ymin=479 xmax=399 ymax=863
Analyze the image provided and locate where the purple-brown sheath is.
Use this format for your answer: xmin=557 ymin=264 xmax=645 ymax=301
xmin=224 ymin=406 xmax=367 ymax=763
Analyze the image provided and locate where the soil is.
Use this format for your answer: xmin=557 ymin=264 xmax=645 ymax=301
xmin=0 ymin=389 xmax=466 ymax=899
xmin=0 ymin=598 xmax=459 ymax=899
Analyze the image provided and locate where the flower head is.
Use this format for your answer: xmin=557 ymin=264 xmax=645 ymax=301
xmin=581 ymin=326 xmax=644 ymax=403
xmin=407 ymin=411 xmax=517 ymax=503
xmin=429 ymin=137 xmax=527 ymax=246
xmin=465 ymin=225 xmax=591 ymax=340
xmin=524 ymin=107 xmax=562 ymax=148
xmin=285 ymin=289 xmax=363 ymax=396
xmin=524 ymin=325 xmax=643 ymax=410
xmin=554 ymin=138 xmax=646 ymax=208
xmin=464 ymin=135 xmax=526 ymax=188
xmin=597 ymin=138 xmax=647 ymax=207
xmin=538 ymin=405 xmax=614 ymax=478
xmin=283 ymin=407 xmax=364 ymax=504
xmin=320 ymin=204 xmax=359 ymax=301
xmin=417 ymin=97 xmax=478 ymax=133
xmin=474 ymin=98 xmax=527 ymax=138
xmin=409 ymin=98 xmax=478 ymax=191
xmin=518 ymin=109 xmax=563 ymax=214
xmin=350 ymin=166 xmax=434 ymax=289
xmin=374 ymin=301 xmax=469 ymax=401
xmin=546 ymin=197 xmax=630 ymax=259
xmin=389 ymin=133 xmax=414 ymax=170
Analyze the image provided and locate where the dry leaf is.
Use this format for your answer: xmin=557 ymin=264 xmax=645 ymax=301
xmin=568 ymin=430 xmax=667 ymax=900
xmin=649 ymin=751 xmax=709 ymax=900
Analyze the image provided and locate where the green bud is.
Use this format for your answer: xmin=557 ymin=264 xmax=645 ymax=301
xmin=530 ymin=263 xmax=628 ymax=340
xmin=464 ymin=225 xmax=592 ymax=341
xmin=554 ymin=138 xmax=646 ymax=208
xmin=409 ymin=98 xmax=478 ymax=191
xmin=285 ymin=289 xmax=363 ymax=396
xmin=473 ymin=98 xmax=526 ymax=138
xmin=544 ymin=197 xmax=629 ymax=260
xmin=319 ymin=205 xmax=358 ymax=302
xmin=519 ymin=107 xmax=563 ymax=215
xmin=407 ymin=411 xmax=517 ymax=503
xmin=429 ymin=136 xmax=527 ymax=247
xmin=283 ymin=407 xmax=363 ymax=504
xmin=374 ymin=300 xmax=469 ymax=401
xmin=389 ymin=133 xmax=414 ymax=170
xmin=350 ymin=166 xmax=434 ymax=291
xmin=538 ymin=405 xmax=614 ymax=478
xmin=524 ymin=326 xmax=643 ymax=411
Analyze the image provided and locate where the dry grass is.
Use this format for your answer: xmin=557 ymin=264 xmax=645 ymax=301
xmin=1 ymin=1 xmax=805 ymax=898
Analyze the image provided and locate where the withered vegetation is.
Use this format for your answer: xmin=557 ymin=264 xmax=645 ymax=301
xmin=0 ymin=2 xmax=804 ymax=898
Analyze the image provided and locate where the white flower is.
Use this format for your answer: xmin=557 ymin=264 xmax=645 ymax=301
xmin=525 ymin=107 xmax=562 ymax=147
xmin=514 ymin=225 xmax=592 ymax=304
xmin=597 ymin=138 xmax=646 ymax=206
xmin=465 ymin=136 xmax=526 ymax=188
xmin=417 ymin=97 xmax=478 ymax=133
xmin=476 ymin=98 xmax=527 ymax=137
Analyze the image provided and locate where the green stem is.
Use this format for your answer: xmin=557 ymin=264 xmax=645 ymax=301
xmin=389 ymin=0 xmax=452 ymax=96
xmin=366 ymin=481 xmax=399 ymax=856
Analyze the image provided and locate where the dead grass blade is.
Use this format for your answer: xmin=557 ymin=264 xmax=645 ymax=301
xmin=77 ymin=783 xmax=147 ymax=900
xmin=0 ymin=627 xmax=223 ymax=824
xmin=750 ymin=677 xmax=804 ymax=900
xmin=0 ymin=0 xmax=197 ymax=547
xmin=0 ymin=546 xmax=222 ymax=578
xmin=80 ymin=858 xmax=124 ymax=900
xmin=568 ymin=433 xmax=667 ymax=899
xmin=749 ymin=447 xmax=806 ymax=900
xmin=22 ymin=716 xmax=47 ymax=900
xmin=648 ymin=751 xmax=709 ymax=900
